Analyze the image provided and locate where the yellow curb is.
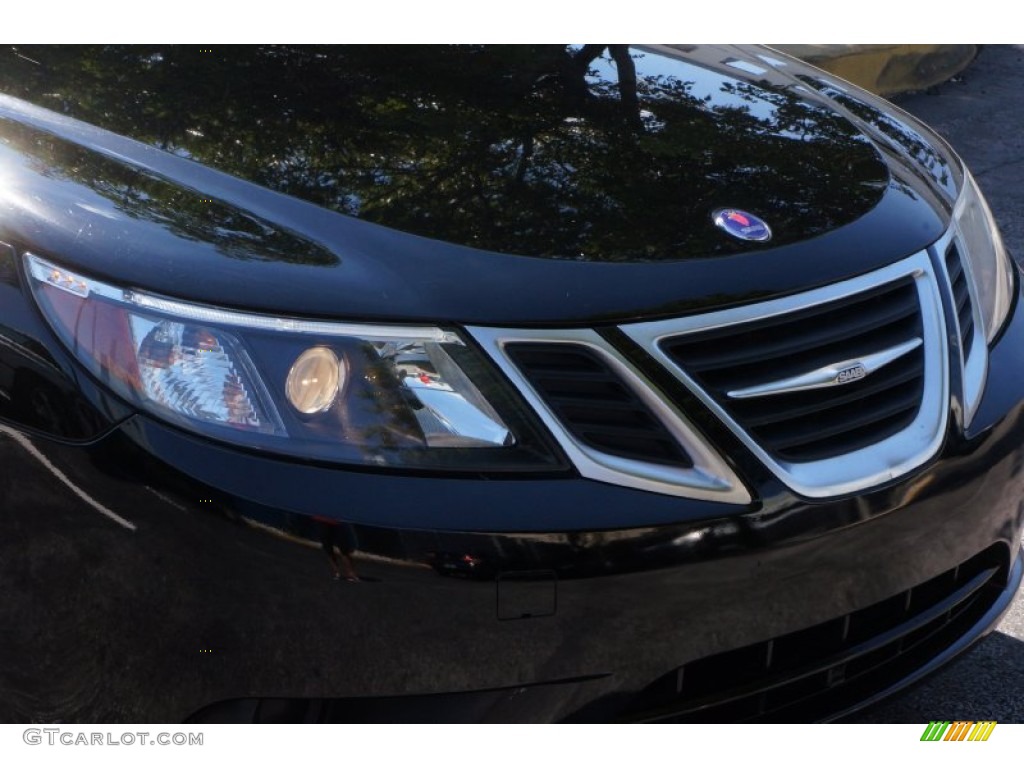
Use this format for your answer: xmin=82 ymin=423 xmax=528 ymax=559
xmin=771 ymin=44 xmax=978 ymax=96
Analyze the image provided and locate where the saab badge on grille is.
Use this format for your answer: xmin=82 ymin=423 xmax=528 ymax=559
xmin=835 ymin=363 xmax=867 ymax=385
xmin=713 ymin=208 xmax=772 ymax=242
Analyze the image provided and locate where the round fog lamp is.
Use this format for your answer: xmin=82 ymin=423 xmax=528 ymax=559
xmin=286 ymin=347 xmax=343 ymax=414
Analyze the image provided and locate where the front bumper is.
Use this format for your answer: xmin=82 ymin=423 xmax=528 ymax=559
xmin=2 ymin=268 xmax=1024 ymax=725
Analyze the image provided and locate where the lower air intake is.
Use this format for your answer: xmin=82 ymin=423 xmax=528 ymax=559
xmin=626 ymin=545 xmax=1009 ymax=723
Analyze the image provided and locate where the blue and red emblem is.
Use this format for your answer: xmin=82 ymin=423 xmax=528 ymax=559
xmin=713 ymin=208 xmax=772 ymax=242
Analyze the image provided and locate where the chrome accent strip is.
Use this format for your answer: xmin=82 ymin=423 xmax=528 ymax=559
xmin=727 ymin=338 xmax=922 ymax=399
xmin=466 ymin=327 xmax=752 ymax=505
xmin=25 ymin=253 xmax=461 ymax=344
xmin=620 ymin=250 xmax=949 ymax=499
xmin=26 ymin=253 xmax=124 ymax=302
xmin=129 ymin=292 xmax=463 ymax=343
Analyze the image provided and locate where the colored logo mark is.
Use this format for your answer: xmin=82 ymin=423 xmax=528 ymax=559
xmin=713 ymin=208 xmax=772 ymax=242
xmin=920 ymin=721 xmax=997 ymax=741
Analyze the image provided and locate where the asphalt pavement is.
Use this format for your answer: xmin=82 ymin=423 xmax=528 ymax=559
xmin=845 ymin=44 xmax=1024 ymax=723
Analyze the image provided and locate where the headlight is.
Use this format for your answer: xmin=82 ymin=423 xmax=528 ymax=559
xmin=25 ymin=254 xmax=561 ymax=471
xmin=954 ymin=170 xmax=1015 ymax=344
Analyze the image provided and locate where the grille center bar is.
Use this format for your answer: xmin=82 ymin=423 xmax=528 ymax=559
xmin=727 ymin=337 xmax=923 ymax=399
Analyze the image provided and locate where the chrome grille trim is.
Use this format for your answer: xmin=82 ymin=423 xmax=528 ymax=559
xmin=932 ymin=227 xmax=987 ymax=426
xmin=620 ymin=250 xmax=949 ymax=499
xmin=725 ymin=337 xmax=923 ymax=399
xmin=467 ymin=327 xmax=752 ymax=504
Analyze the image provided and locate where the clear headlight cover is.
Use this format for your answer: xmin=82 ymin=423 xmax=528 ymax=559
xmin=25 ymin=254 xmax=560 ymax=471
xmin=955 ymin=170 xmax=1015 ymax=344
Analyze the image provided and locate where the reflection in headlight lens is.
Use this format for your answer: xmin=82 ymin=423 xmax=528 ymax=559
xmin=286 ymin=346 xmax=343 ymax=415
xmin=24 ymin=253 xmax=556 ymax=471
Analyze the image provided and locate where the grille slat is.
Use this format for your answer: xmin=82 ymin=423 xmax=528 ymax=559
xmin=757 ymin=384 xmax=921 ymax=452
xmin=736 ymin=356 xmax=922 ymax=428
xmin=700 ymin=318 xmax=920 ymax=391
xmin=530 ymin=378 xmax=632 ymax=401
xmin=506 ymin=343 xmax=693 ymax=468
xmin=954 ymin=282 xmax=970 ymax=314
xmin=662 ymin=277 xmax=925 ymax=463
xmin=946 ymin=253 xmax=963 ymax=282
xmin=551 ymin=397 xmax=657 ymax=413
xmin=682 ymin=295 xmax=918 ymax=375
xmin=946 ymin=241 xmax=975 ymax=360
xmin=571 ymin=421 xmax=672 ymax=441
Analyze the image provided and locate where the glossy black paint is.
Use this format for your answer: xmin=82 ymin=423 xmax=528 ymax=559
xmin=0 ymin=45 xmax=952 ymax=325
xmin=0 ymin=303 xmax=1021 ymax=720
xmin=0 ymin=45 xmax=1021 ymax=724
xmin=0 ymin=236 xmax=1021 ymax=720
xmin=0 ymin=45 xmax=896 ymax=260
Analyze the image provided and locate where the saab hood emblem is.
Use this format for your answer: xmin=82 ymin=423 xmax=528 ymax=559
xmin=713 ymin=209 xmax=772 ymax=242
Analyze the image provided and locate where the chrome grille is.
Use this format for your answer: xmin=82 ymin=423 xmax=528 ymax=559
xmin=471 ymin=252 xmax=949 ymax=500
xmin=621 ymin=251 xmax=949 ymax=498
xmin=659 ymin=278 xmax=925 ymax=463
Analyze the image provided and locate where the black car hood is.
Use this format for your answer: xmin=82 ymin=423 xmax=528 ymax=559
xmin=0 ymin=45 xmax=957 ymax=325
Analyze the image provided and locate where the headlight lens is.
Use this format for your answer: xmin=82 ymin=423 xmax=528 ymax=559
xmin=26 ymin=254 xmax=560 ymax=471
xmin=286 ymin=346 xmax=344 ymax=415
xmin=954 ymin=170 xmax=1015 ymax=344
